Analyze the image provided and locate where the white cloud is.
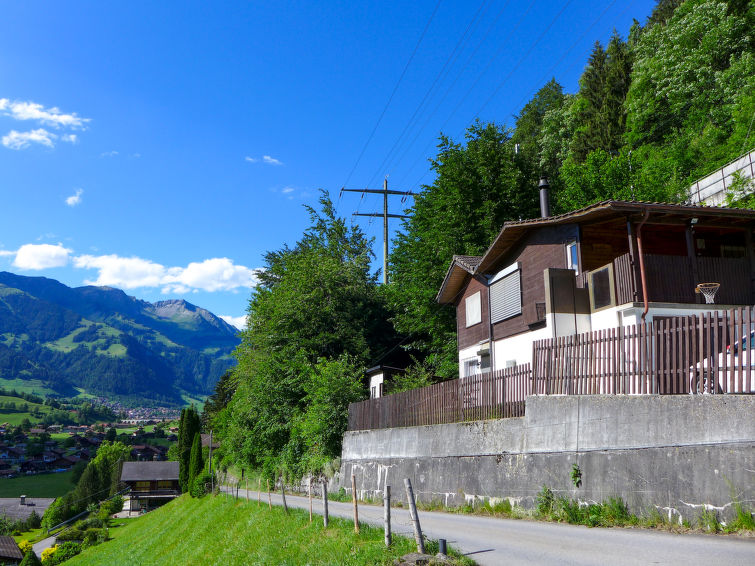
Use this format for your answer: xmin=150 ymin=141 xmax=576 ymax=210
xmin=100 ymin=150 xmax=119 ymax=157
xmin=163 ymin=258 xmax=259 ymax=293
xmin=245 ymin=155 xmax=283 ymax=165
xmin=2 ymin=128 xmax=57 ymax=150
xmin=73 ymin=254 xmax=166 ymax=289
xmin=12 ymin=243 xmax=71 ymax=270
xmin=262 ymin=155 xmax=282 ymax=165
xmin=219 ymin=315 xmax=247 ymax=330
xmin=73 ymin=253 xmax=259 ymax=294
xmin=61 ymin=134 xmax=78 ymax=144
xmin=65 ymin=188 xmax=84 ymax=207
xmin=281 ymin=187 xmax=295 ymax=194
xmin=0 ymin=250 xmax=14 ymax=257
xmin=0 ymin=98 xmax=89 ymax=129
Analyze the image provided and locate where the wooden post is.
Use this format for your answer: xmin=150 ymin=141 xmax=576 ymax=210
xmin=404 ymin=478 xmax=424 ymax=554
xmin=351 ymin=474 xmax=359 ymax=533
xmin=257 ymin=477 xmax=261 ymax=506
xmin=246 ymin=478 xmax=248 ymax=501
xmin=383 ymin=485 xmax=391 ymax=547
xmin=308 ymin=477 xmax=313 ymax=523
xmin=322 ymin=481 xmax=329 ymax=528
xmin=280 ymin=475 xmax=289 ymax=514
xmin=267 ymin=479 xmax=271 ymax=509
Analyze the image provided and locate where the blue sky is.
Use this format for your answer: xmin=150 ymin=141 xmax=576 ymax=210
xmin=0 ymin=1 xmax=656 ymax=329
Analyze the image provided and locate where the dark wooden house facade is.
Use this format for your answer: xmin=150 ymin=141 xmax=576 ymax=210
xmin=438 ymin=201 xmax=755 ymax=376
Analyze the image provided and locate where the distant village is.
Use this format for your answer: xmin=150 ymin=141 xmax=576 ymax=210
xmin=0 ymin=418 xmax=179 ymax=479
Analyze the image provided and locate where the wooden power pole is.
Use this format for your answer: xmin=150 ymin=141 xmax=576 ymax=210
xmin=342 ymin=178 xmax=414 ymax=284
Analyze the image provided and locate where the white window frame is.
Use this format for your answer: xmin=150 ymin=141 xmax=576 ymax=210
xmin=465 ymin=291 xmax=482 ymax=327
xmin=566 ymin=241 xmax=578 ymax=274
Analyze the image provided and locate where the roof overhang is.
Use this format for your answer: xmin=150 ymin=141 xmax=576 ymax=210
xmin=436 ymin=255 xmax=482 ymax=304
xmin=476 ymin=200 xmax=755 ymax=273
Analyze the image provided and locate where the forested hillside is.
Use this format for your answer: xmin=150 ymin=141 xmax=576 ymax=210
xmin=0 ymin=272 xmax=239 ymax=405
xmin=211 ymin=0 xmax=755 ymax=480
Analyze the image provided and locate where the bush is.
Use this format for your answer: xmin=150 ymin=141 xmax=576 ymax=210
xmin=20 ymin=549 xmax=42 ymax=566
xmin=42 ymin=541 xmax=81 ymax=565
xmin=55 ymin=528 xmax=84 ymax=543
xmin=190 ymin=471 xmax=214 ymax=498
xmin=18 ymin=540 xmax=33 ymax=555
xmin=81 ymin=528 xmax=108 ymax=549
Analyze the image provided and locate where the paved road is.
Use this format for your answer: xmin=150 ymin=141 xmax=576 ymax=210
xmin=222 ymin=487 xmax=755 ymax=566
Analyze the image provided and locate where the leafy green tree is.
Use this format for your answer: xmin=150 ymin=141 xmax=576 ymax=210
xmin=19 ymin=548 xmax=42 ymax=566
xmin=388 ymin=121 xmax=537 ymax=377
xmin=105 ymin=427 xmax=117 ymax=442
xmin=221 ymin=192 xmax=388 ymax=480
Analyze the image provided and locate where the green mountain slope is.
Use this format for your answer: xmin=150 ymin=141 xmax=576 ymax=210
xmin=0 ymin=272 xmax=240 ymax=405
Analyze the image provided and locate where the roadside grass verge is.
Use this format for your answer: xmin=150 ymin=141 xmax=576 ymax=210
xmin=410 ymin=487 xmax=754 ymax=535
xmin=0 ymin=470 xmax=74 ymax=498
xmin=66 ymin=494 xmax=474 ymax=565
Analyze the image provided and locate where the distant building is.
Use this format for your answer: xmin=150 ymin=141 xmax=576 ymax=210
xmin=120 ymin=461 xmax=180 ymax=514
xmin=0 ymin=536 xmax=22 ymax=565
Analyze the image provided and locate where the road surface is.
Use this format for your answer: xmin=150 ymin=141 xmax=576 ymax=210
xmin=222 ymin=486 xmax=755 ymax=566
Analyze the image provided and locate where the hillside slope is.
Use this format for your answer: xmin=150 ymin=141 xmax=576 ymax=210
xmin=65 ymin=495 xmax=418 ymax=566
xmin=0 ymin=272 xmax=240 ymax=405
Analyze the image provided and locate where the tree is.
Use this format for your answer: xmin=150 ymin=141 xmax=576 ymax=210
xmin=387 ymin=121 xmax=537 ymax=377
xmin=105 ymin=427 xmax=117 ymax=442
xmin=188 ymin=432 xmax=204 ymax=493
xmin=178 ymin=406 xmax=201 ymax=492
xmin=221 ymin=192 xmax=388 ymax=479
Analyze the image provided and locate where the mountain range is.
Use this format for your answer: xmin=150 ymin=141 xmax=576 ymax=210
xmin=0 ymin=271 xmax=241 ymax=406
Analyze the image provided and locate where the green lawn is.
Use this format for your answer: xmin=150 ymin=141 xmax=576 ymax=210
xmin=0 ymin=471 xmax=74 ymax=498
xmin=0 ymin=378 xmax=62 ymax=397
xmin=0 ymin=394 xmax=53 ymax=425
xmin=66 ymin=494 xmax=472 ymax=566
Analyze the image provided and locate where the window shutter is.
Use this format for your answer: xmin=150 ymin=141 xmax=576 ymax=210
xmin=490 ymin=270 xmax=521 ymax=323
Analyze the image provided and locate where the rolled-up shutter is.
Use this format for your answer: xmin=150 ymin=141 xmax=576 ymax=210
xmin=490 ymin=270 xmax=521 ymax=323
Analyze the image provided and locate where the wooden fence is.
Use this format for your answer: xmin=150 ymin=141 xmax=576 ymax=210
xmin=348 ymin=307 xmax=754 ymax=431
xmin=347 ymin=364 xmax=530 ymax=431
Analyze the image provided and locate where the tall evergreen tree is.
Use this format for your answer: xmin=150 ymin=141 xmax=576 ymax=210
xmin=178 ymin=407 xmax=201 ymax=492
xmin=188 ymin=432 xmax=204 ymax=493
xmin=388 ymin=121 xmax=538 ymax=377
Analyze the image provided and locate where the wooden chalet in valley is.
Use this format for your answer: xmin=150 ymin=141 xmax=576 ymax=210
xmin=437 ymin=199 xmax=755 ymax=377
xmin=120 ymin=461 xmax=180 ymax=514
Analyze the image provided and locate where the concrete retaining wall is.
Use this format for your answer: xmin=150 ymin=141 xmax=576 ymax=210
xmin=334 ymin=395 xmax=755 ymax=523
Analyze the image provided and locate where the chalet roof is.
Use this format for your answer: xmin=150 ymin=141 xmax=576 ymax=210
xmin=121 ymin=461 xmax=179 ymax=482
xmin=438 ymin=200 xmax=755 ymax=304
xmin=201 ymin=434 xmax=220 ymax=449
xmin=436 ymin=255 xmax=482 ymax=304
xmin=0 ymin=498 xmax=55 ymax=522
xmin=0 ymin=536 xmax=22 ymax=561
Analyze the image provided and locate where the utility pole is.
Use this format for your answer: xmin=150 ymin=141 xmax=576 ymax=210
xmin=341 ymin=178 xmax=414 ymax=284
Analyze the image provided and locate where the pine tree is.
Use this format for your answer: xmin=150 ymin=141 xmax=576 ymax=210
xmin=188 ymin=432 xmax=204 ymax=494
xmin=178 ymin=407 xmax=201 ymax=492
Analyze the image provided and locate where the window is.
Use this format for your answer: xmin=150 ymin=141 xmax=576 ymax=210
xmin=566 ymin=241 xmax=578 ymax=274
xmin=157 ymin=480 xmax=173 ymax=489
xmin=465 ymin=292 xmax=481 ymax=327
xmin=588 ymin=264 xmax=615 ymax=311
xmin=462 ymin=357 xmax=480 ymax=377
xmin=135 ymin=481 xmax=150 ymax=490
xmin=490 ymin=268 xmax=522 ymax=323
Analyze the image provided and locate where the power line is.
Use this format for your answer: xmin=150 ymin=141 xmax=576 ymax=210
xmin=365 ymin=0 xmax=492 ymax=190
xmin=339 ymin=0 xmax=443 ymax=194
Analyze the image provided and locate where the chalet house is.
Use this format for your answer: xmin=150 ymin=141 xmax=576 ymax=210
xmin=130 ymin=444 xmax=166 ymax=462
xmin=120 ymin=461 xmax=180 ymax=514
xmin=0 ymin=536 xmax=23 ymax=565
xmin=437 ymin=200 xmax=755 ymax=377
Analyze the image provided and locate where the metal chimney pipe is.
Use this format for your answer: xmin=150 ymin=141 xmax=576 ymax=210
xmin=539 ymin=177 xmax=551 ymax=218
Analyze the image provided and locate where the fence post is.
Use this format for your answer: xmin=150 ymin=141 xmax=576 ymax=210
xmin=308 ymin=477 xmax=313 ymax=522
xmin=404 ymin=478 xmax=425 ymax=554
xmin=351 ymin=474 xmax=359 ymax=533
xmin=280 ymin=475 xmax=288 ymax=514
xmin=384 ymin=485 xmax=392 ymax=547
xmin=322 ymin=481 xmax=329 ymax=528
